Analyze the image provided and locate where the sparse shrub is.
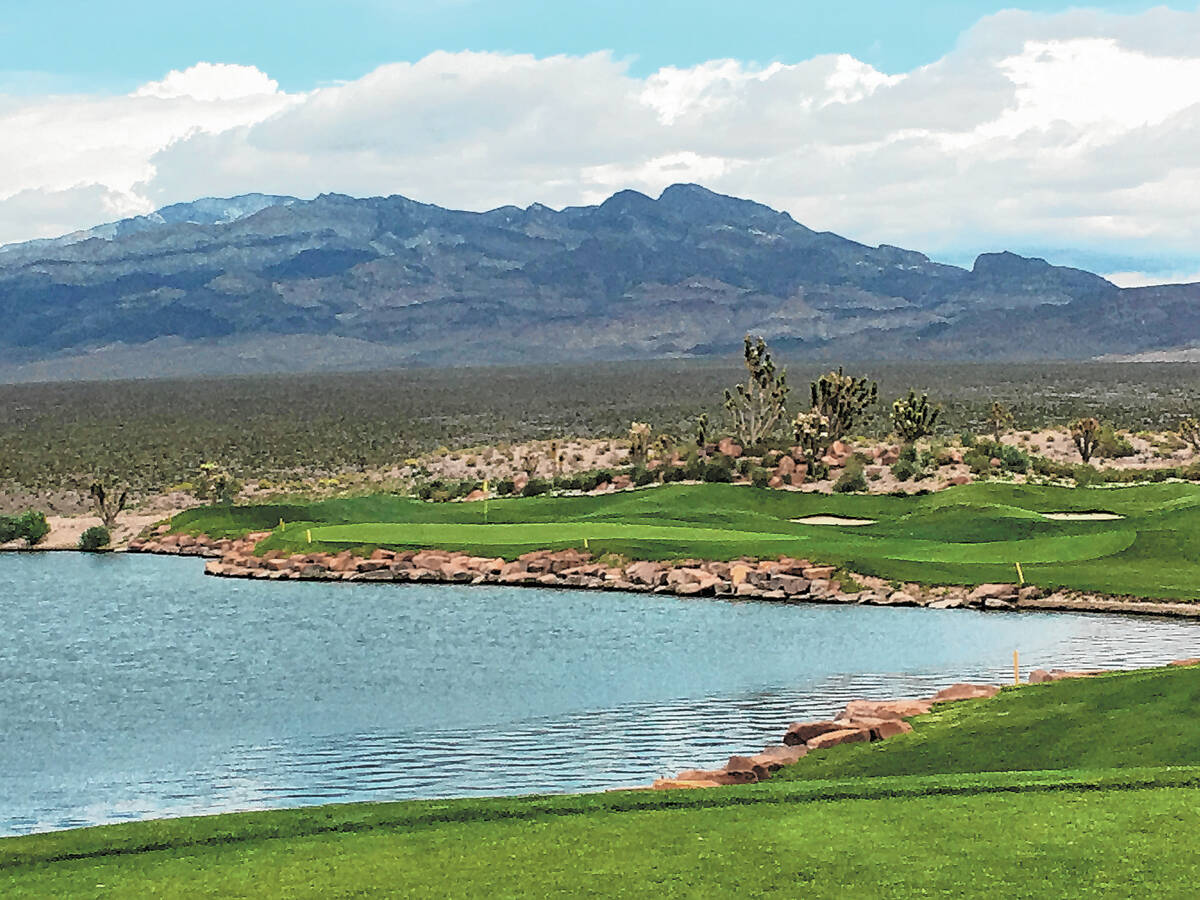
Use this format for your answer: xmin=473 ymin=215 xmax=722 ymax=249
xmin=750 ymin=467 xmax=772 ymax=488
xmin=494 ymin=478 xmax=516 ymax=496
xmin=632 ymin=466 xmax=656 ymax=487
xmin=193 ymin=462 xmax=241 ymax=505
xmin=891 ymin=459 xmax=919 ymax=482
xmin=960 ymin=431 xmax=976 ymax=448
xmin=1179 ymin=417 xmax=1200 ymax=453
xmin=899 ymin=443 xmax=918 ymax=463
xmin=661 ymin=466 xmax=686 ymax=483
xmin=702 ymin=456 xmax=734 ymax=483
xmin=1073 ymin=465 xmax=1103 ymax=487
xmin=78 ymin=525 xmax=111 ymax=551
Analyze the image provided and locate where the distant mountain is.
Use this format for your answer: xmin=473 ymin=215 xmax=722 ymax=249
xmin=0 ymin=184 xmax=1196 ymax=381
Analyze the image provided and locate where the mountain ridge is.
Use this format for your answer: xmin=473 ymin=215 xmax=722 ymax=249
xmin=0 ymin=184 xmax=1196 ymax=382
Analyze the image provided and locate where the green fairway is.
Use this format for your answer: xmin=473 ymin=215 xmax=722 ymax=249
xmin=175 ymin=481 xmax=1200 ymax=599
xmin=8 ymin=666 xmax=1200 ymax=897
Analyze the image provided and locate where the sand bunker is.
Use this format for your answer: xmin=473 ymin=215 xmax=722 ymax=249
xmin=792 ymin=515 xmax=877 ymax=527
xmin=1041 ymin=512 xmax=1125 ymax=521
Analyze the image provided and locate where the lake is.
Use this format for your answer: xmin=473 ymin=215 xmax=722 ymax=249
xmin=2 ymin=552 xmax=1198 ymax=835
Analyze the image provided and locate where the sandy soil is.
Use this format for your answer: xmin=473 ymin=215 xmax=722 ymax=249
xmin=1002 ymin=428 xmax=1196 ymax=470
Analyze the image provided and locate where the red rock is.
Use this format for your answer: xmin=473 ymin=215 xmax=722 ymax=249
xmin=807 ymin=728 xmax=871 ymax=750
xmin=717 ymin=438 xmax=743 ymax=458
xmin=625 ymin=561 xmax=665 ymax=586
xmin=784 ymin=721 xmax=844 ymax=745
xmin=968 ymin=583 xmax=1019 ymax=602
xmin=722 ymin=755 xmax=768 ymax=781
xmin=1170 ymin=658 xmax=1200 ymax=667
xmin=838 ymin=698 xmax=932 ymax=721
xmin=1029 ymin=668 xmax=1107 ymax=683
xmin=866 ymin=720 xmax=913 ymax=740
xmin=778 ymin=456 xmax=796 ymax=476
xmin=752 ymin=744 xmax=808 ymax=770
xmin=948 ymin=474 xmax=971 ymax=486
xmin=932 ymin=683 xmax=1001 ymax=702
xmin=464 ymin=489 xmax=487 ymax=501
xmin=652 ymin=778 xmax=724 ymax=790
xmin=802 ymin=565 xmax=836 ymax=580
xmin=990 ymin=457 xmax=1003 ymax=468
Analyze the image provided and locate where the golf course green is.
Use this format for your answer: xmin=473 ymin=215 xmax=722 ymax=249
xmin=174 ymin=481 xmax=1200 ymax=599
xmin=7 ymin=665 xmax=1200 ymax=897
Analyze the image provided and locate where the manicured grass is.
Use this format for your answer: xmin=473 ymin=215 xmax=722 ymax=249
xmin=175 ymin=481 xmax=1200 ymax=599
xmin=7 ymin=667 xmax=1200 ymax=897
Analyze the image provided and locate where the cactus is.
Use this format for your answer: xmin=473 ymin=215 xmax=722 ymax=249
xmin=1070 ymin=417 xmax=1101 ymax=463
xmin=792 ymin=409 xmax=831 ymax=463
xmin=724 ymin=336 xmax=789 ymax=446
xmin=628 ymin=422 xmax=652 ymax=466
xmin=987 ymin=402 xmax=1014 ymax=443
xmin=695 ymin=413 xmax=709 ymax=451
xmin=1180 ymin=417 xmax=1200 ymax=453
xmin=810 ymin=368 xmax=878 ymax=444
xmin=891 ymin=390 xmax=941 ymax=444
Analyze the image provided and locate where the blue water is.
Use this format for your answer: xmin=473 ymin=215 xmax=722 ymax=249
xmin=2 ymin=552 xmax=1198 ymax=835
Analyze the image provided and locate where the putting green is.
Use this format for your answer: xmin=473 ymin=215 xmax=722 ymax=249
xmin=176 ymin=481 xmax=1200 ymax=600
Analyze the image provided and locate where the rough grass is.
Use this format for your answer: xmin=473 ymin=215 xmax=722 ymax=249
xmin=176 ymin=481 xmax=1200 ymax=599
xmin=7 ymin=667 xmax=1200 ymax=897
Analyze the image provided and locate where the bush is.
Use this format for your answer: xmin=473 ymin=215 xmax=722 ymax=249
xmin=833 ymin=461 xmax=869 ymax=493
xmin=632 ymin=466 xmax=656 ymax=487
xmin=0 ymin=510 xmax=50 ymax=545
xmin=750 ymin=466 xmax=772 ymax=488
xmin=702 ymin=456 xmax=734 ymax=483
xmin=960 ymin=431 xmax=977 ymax=448
xmin=494 ymin=478 xmax=515 ymax=496
xmin=78 ymin=525 xmax=111 ymax=551
xmin=1073 ymin=465 xmax=1103 ymax=487
xmin=899 ymin=444 xmax=919 ymax=463
xmin=891 ymin=459 xmax=919 ymax=482
xmin=522 ymin=478 xmax=552 ymax=497
xmin=661 ymin=466 xmax=686 ymax=483
xmin=1097 ymin=425 xmax=1136 ymax=459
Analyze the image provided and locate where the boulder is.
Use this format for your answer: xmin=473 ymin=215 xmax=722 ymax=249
xmin=784 ymin=721 xmax=845 ymax=745
xmin=807 ymin=727 xmax=871 ymax=750
xmin=1017 ymin=585 xmax=1044 ymax=602
xmin=789 ymin=465 xmax=808 ymax=487
xmin=928 ymin=596 xmax=964 ymax=610
xmin=1170 ymin=658 xmax=1200 ymax=667
xmin=626 ymin=561 xmax=665 ymax=587
xmin=932 ymin=683 xmax=1001 ymax=703
xmin=778 ymin=456 xmax=796 ymax=476
xmin=717 ymin=438 xmax=743 ymax=458
xmin=883 ymin=590 xmax=919 ymax=606
xmin=838 ymin=698 xmax=932 ymax=721
xmin=752 ymin=744 xmax=808 ymax=770
xmin=722 ymin=755 xmax=769 ymax=782
xmin=968 ymin=583 xmax=1019 ymax=602
xmin=802 ymin=565 xmax=836 ymax=580
xmin=652 ymin=778 xmax=724 ymax=790
xmin=768 ymin=475 xmax=784 ymax=489
xmin=948 ymin=475 xmax=971 ymax=486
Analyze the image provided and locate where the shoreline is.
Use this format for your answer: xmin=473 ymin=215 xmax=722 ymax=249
xmin=123 ymin=530 xmax=1200 ymax=619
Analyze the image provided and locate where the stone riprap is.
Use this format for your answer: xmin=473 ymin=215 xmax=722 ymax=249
xmin=128 ymin=528 xmax=1200 ymax=618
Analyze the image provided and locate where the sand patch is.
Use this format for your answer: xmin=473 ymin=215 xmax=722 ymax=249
xmin=1041 ymin=512 xmax=1124 ymax=521
xmin=792 ymin=515 xmax=877 ymax=527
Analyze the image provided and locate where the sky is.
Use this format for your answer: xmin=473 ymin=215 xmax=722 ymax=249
xmin=2 ymin=1 xmax=1200 ymax=284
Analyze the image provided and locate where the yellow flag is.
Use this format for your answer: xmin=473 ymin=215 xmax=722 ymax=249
xmin=482 ymin=478 xmax=489 ymax=493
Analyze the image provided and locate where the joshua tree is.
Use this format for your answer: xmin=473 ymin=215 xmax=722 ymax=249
xmin=1071 ymin=417 xmax=1101 ymax=463
xmin=1179 ymin=417 xmax=1200 ymax=453
xmin=89 ymin=480 xmax=128 ymax=529
xmin=193 ymin=461 xmax=241 ymax=505
xmin=891 ymin=390 xmax=941 ymax=444
xmin=810 ymin=368 xmax=877 ymax=445
xmin=695 ymin=413 xmax=709 ymax=452
xmin=988 ymin=402 xmax=1014 ymax=442
xmin=724 ymin=336 xmax=789 ymax=446
xmin=628 ymin=422 xmax=652 ymax=466
xmin=792 ymin=409 xmax=831 ymax=463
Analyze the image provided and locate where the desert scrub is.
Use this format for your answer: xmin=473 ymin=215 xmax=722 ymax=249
xmin=77 ymin=525 xmax=111 ymax=551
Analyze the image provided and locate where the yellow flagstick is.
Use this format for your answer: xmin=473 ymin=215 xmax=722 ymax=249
xmin=1015 ymin=561 xmax=1025 ymax=585
xmin=306 ymin=529 xmax=312 ymax=544
xmin=483 ymin=479 xmax=490 ymax=523
xmin=1013 ymin=650 xmax=1020 ymax=685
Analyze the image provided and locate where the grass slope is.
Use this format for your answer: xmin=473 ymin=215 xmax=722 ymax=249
xmin=6 ymin=666 xmax=1200 ymax=897
xmin=176 ymin=481 xmax=1200 ymax=599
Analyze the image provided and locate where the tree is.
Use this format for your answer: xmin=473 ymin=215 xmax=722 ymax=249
xmin=89 ymin=480 xmax=128 ymax=528
xmin=193 ymin=462 xmax=240 ymax=505
xmin=694 ymin=413 xmax=709 ymax=452
xmin=891 ymin=390 xmax=941 ymax=444
xmin=1180 ymin=417 xmax=1200 ymax=453
xmin=628 ymin=422 xmax=652 ymax=466
xmin=1071 ymin=417 xmax=1101 ymax=463
xmin=987 ymin=402 xmax=1014 ymax=443
xmin=810 ymin=368 xmax=877 ymax=445
xmin=78 ymin=525 xmax=111 ymax=551
xmin=792 ymin=409 xmax=831 ymax=464
xmin=724 ymin=336 xmax=789 ymax=446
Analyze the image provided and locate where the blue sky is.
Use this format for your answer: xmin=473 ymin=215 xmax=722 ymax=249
xmin=2 ymin=2 xmax=1200 ymax=283
xmin=2 ymin=0 xmax=1187 ymax=91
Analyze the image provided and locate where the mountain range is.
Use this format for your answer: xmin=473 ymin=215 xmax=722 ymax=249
xmin=1 ymin=184 xmax=1197 ymax=381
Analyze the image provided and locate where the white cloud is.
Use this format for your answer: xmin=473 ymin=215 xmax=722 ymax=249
xmin=3 ymin=7 xmax=1200 ymax=274
xmin=1104 ymin=269 xmax=1200 ymax=288
xmin=133 ymin=62 xmax=282 ymax=101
